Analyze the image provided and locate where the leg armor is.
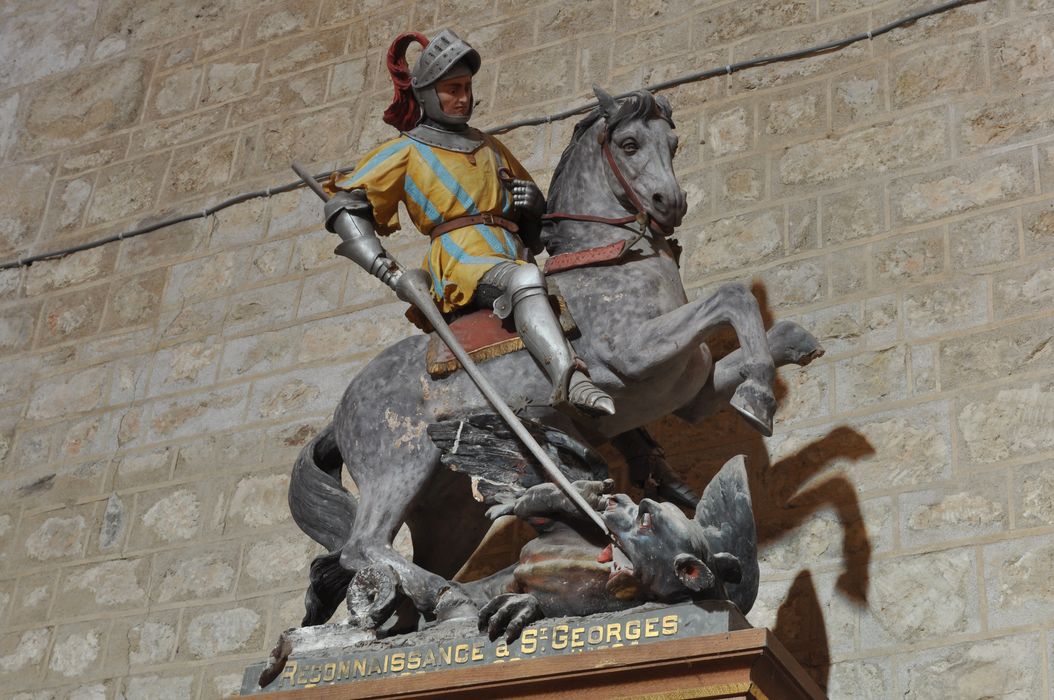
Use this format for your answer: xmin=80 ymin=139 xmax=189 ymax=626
xmin=480 ymin=263 xmax=615 ymax=416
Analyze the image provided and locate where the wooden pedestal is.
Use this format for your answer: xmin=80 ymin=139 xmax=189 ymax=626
xmin=256 ymin=628 xmax=825 ymax=699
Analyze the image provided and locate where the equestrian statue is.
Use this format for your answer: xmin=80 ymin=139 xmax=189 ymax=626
xmin=287 ymin=28 xmax=825 ymax=636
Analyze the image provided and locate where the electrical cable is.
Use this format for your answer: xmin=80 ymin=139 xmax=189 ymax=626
xmin=0 ymin=0 xmax=981 ymax=270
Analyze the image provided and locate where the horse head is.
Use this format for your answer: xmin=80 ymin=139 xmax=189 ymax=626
xmin=547 ymin=86 xmax=687 ymax=249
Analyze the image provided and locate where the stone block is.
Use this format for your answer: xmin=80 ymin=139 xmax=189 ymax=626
xmin=0 ymin=91 xmax=19 ymax=161
xmin=111 ymin=611 xmax=180 ymax=668
xmin=900 ymin=473 xmax=1007 ymax=548
xmin=777 ymin=108 xmax=947 ymax=192
xmin=42 ymin=176 xmax=94 ymax=240
xmin=9 ymin=571 xmax=57 ymax=626
xmin=958 ymin=90 xmax=1054 ymax=156
xmin=821 ymin=185 xmax=886 ymax=247
xmin=86 ymin=156 xmax=167 ymax=228
xmin=0 ymin=162 xmax=50 ymax=255
xmin=904 ymin=277 xmax=988 ymax=340
xmin=96 ymin=493 xmax=127 ymax=553
xmin=151 ymin=543 xmax=241 ymax=605
xmin=94 ymin=0 xmax=239 ymax=49
xmin=861 ymin=547 xmax=979 ymax=648
xmin=264 ymin=28 xmax=346 ymax=80
xmin=116 ymin=215 xmax=211 ymax=272
xmin=0 ymin=628 xmax=51 ymax=690
xmin=327 ymin=58 xmax=369 ymax=103
xmin=891 ymin=149 xmax=1034 ymax=227
xmin=950 ymin=209 xmax=1019 ymax=270
xmin=199 ymin=22 xmax=243 ymax=61
xmin=293 ymin=229 xmax=341 ymax=273
xmin=225 ymin=471 xmax=292 ymax=531
xmin=534 ymin=1 xmax=613 ymax=41
xmin=164 ymin=136 xmax=237 ymax=200
xmin=219 ymin=327 xmax=299 ymax=381
xmin=827 ymin=244 xmax=870 ymax=296
xmin=681 ymin=207 xmax=783 ymax=278
xmin=702 ymin=103 xmax=752 ymax=159
xmin=834 ymin=344 xmax=907 ymax=412
xmin=52 ymin=557 xmax=150 ymax=618
xmin=162 ymin=251 xmax=242 ymax=306
xmin=1013 ymin=459 xmax=1054 ymax=529
xmin=223 ymin=279 xmax=300 ymax=336
xmin=211 ymin=196 xmax=270 ymax=250
xmin=248 ymin=362 xmax=356 ymax=421
xmin=148 ymin=67 xmax=202 ymax=119
xmin=495 ymin=43 xmax=576 ymax=106
xmin=957 ymin=379 xmax=1054 ymax=467
xmin=237 ymin=104 xmax=359 ymax=179
xmin=173 ymin=423 xmax=290 ymax=478
xmin=247 ymin=0 xmax=319 ymax=43
xmin=36 ymin=284 xmax=108 ymax=347
xmin=766 ymin=402 xmax=952 ymax=493
xmin=910 ymin=342 xmax=937 ymax=395
xmin=832 ymin=62 xmax=886 ymax=130
xmin=787 ymin=198 xmax=818 ymax=253
xmin=101 ymin=269 xmax=166 ymax=332
xmin=0 ymin=267 xmax=22 ymax=302
xmin=180 ymin=600 xmax=266 ymax=661
xmin=940 ymin=319 xmax=1052 ymax=390
xmin=1022 ymin=199 xmax=1054 ymax=256
xmin=985 ymin=533 xmax=1054 ymax=629
xmin=711 ymin=155 xmax=768 ymax=212
xmin=46 ymin=621 xmax=108 ymax=682
xmin=694 ymin=0 xmax=813 ymax=47
xmin=891 ymin=35 xmax=982 ymax=108
xmin=231 ymin=68 xmax=328 ymax=127
xmin=760 ymin=82 xmax=827 ymax=145
xmin=758 ymin=257 xmax=827 ymax=310
xmin=121 ymin=673 xmax=196 ymax=700
xmin=0 ymin=301 xmax=41 ymax=356
xmin=295 ymin=305 xmax=408 ymax=363
xmin=15 ymin=57 xmax=148 ymax=158
xmin=898 ymin=633 xmax=1042 ymax=700
xmin=27 ymin=365 xmax=109 ymax=420
xmin=239 ymin=531 xmax=317 ymax=595
xmin=201 ymin=53 xmax=262 ymax=106
xmin=732 ymin=17 xmax=868 ymax=92
xmin=773 ymin=363 xmax=829 ymax=427
xmin=147 ymin=337 xmax=222 ymax=398
xmin=267 ymin=187 xmax=319 ymax=239
xmin=874 ymin=227 xmax=944 ymax=284
xmin=790 ymin=301 xmax=863 ymax=358
xmin=112 ymin=448 xmax=173 ymax=491
xmin=158 ymin=298 xmax=229 ymax=343
xmin=864 ymin=294 xmax=898 ymax=349
xmin=127 ymin=482 xmax=225 ymax=551
xmin=60 ymin=134 xmax=130 ymax=177
xmin=12 ymin=459 xmax=109 ymax=514
xmin=147 ymin=385 xmax=250 ymax=442
xmin=129 ymin=106 xmax=230 ymax=153
xmin=298 ymin=267 xmax=345 ymax=318
xmin=25 ymin=245 xmax=114 ymax=297
xmin=992 ymin=258 xmax=1054 ymax=322
xmin=826 ymin=657 xmax=892 ymax=700
xmin=202 ymin=663 xmax=244 ymax=700
xmin=5 ymin=422 xmax=54 ymax=474
xmin=989 ymin=14 xmax=1054 ymax=86
xmin=748 ymin=569 xmax=857 ymax=659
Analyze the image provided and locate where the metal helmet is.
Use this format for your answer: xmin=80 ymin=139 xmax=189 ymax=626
xmin=411 ymin=29 xmax=481 ymax=128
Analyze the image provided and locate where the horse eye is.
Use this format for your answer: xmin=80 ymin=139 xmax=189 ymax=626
xmin=620 ymin=140 xmax=638 ymax=154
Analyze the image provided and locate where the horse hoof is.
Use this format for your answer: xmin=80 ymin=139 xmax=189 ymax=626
xmin=730 ymin=381 xmax=775 ymax=437
xmin=435 ymin=585 xmax=477 ymax=624
xmin=347 ymin=563 xmax=400 ymax=630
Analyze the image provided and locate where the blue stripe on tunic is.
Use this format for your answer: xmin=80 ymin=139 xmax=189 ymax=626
xmin=438 ymin=235 xmax=509 ymax=266
xmin=411 ymin=142 xmax=479 ymax=213
xmin=336 ymin=139 xmax=412 ymax=187
xmin=404 ymin=174 xmax=442 ymax=227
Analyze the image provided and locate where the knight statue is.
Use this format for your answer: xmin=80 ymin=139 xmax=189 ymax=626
xmin=324 ymin=29 xmax=614 ymax=416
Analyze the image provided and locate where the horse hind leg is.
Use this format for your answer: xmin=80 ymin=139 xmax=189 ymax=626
xmin=676 ymin=320 xmax=824 ymax=426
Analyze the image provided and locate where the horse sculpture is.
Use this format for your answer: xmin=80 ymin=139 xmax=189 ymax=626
xmin=289 ymin=87 xmax=824 ymax=631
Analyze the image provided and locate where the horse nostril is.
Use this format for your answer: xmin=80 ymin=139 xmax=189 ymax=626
xmin=653 ymin=192 xmax=666 ymax=210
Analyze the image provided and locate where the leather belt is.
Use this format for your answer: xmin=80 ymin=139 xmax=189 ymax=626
xmin=429 ymin=213 xmax=519 ymax=239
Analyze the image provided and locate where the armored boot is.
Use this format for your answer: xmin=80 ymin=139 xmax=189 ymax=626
xmin=485 ymin=263 xmax=615 ymax=416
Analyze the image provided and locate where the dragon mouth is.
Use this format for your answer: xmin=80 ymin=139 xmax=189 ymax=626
xmin=598 ymin=543 xmax=639 ymax=599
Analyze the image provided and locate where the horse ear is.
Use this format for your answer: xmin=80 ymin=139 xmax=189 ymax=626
xmin=674 ymin=553 xmax=715 ymax=592
xmin=712 ymin=552 xmax=742 ymax=584
xmin=592 ymin=84 xmax=617 ymax=118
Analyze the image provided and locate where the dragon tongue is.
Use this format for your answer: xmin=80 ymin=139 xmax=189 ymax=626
xmin=597 ymin=543 xmax=614 ymax=563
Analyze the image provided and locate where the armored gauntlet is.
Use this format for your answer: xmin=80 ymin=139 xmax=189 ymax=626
xmin=325 ymin=190 xmax=400 ymax=289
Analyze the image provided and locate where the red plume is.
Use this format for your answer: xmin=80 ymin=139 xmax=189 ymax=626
xmin=383 ymin=32 xmax=429 ymax=132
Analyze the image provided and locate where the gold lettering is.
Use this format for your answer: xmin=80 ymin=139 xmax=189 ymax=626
xmin=407 ymin=651 xmax=421 ymax=671
xmin=520 ymin=628 xmax=538 ymax=655
xmin=626 ymin=620 xmax=641 ymax=641
xmin=353 ymin=658 xmax=367 ymax=677
xmin=587 ymin=626 xmax=603 ymax=645
xmin=495 ymin=641 xmax=510 ymax=658
xmin=661 ymin=614 xmax=678 ymax=636
xmin=308 ymin=664 xmax=323 ymax=684
xmin=280 ymin=660 xmax=297 ymax=687
xmin=440 ymin=646 xmax=453 ymax=664
xmin=338 ymin=660 xmax=351 ymax=680
xmin=390 ymin=652 xmax=405 ymax=673
xmin=570 ymin=627 xmax=585 ymax=649
xmin=605 ymin=623 xmax=622 ymax=643
xmin=471 ymin=642 xmax=484 ymax=661
xmin=383 ymin=654 xmax=389 ymax=673
xmin=644 ymin=617 xmax=659 ymax=638
xmin=422 ymin=650 xmax=437 ymax=668
xmin=454 ymin=643 xmax=469 ymax=664
xmin=367 ymin=657 xmax=383 ymax=676
xmin=551 ymin=624 xmax=569 ymax=650
xmin=322 ymin=663 xmax=336 ymax=682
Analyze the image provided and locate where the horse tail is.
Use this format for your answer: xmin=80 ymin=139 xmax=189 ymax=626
xmin=289 ymin=422 xmax=356 ymax=551
xmin=289 ymin=423 xmax=359 ymax=625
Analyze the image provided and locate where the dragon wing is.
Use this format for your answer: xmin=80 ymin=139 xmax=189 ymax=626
xmin=695 ymin=454 xmax=759 ymax=614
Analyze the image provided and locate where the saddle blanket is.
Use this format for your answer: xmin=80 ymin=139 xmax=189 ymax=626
xmin=425 ymin=292 xmax=577 ymax=378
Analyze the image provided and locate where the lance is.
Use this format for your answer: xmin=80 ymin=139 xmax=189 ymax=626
xmin=291 ymin=163 xmax=622 ymax=549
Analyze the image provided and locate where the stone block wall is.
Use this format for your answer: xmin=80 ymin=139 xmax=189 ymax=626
xmin=0 ymin=0 xmax=1051 ymax=697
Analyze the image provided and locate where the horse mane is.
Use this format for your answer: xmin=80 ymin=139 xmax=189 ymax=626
xmin=550 ymin=90 xmax=674 ymax=189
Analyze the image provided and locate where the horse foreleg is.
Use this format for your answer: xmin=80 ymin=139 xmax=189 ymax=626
xmin=611 ymin=282 xmax=776 ymax=433
xmin=676 ymin=320 xmax=824 ymax=425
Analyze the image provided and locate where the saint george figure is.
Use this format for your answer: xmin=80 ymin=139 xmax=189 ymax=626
xmin=323 ymin=29 xmax=614 ymax=416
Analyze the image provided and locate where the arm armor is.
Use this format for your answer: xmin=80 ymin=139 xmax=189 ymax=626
xmin=324 ymin=189 xmax=399 ymax=289
xmin=510 ymin=179 xmax=545 ymax=256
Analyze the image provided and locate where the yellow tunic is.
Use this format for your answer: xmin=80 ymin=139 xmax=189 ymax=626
xmin=335 ymin=133 xmax=534 ymax=313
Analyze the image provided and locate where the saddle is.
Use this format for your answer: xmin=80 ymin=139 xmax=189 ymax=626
xmin=425 ymin=289 xmax=577 ymax=378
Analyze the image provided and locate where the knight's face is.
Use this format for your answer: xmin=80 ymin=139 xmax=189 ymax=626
xmin=436 ymin=74 xmax=473 ymax=118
